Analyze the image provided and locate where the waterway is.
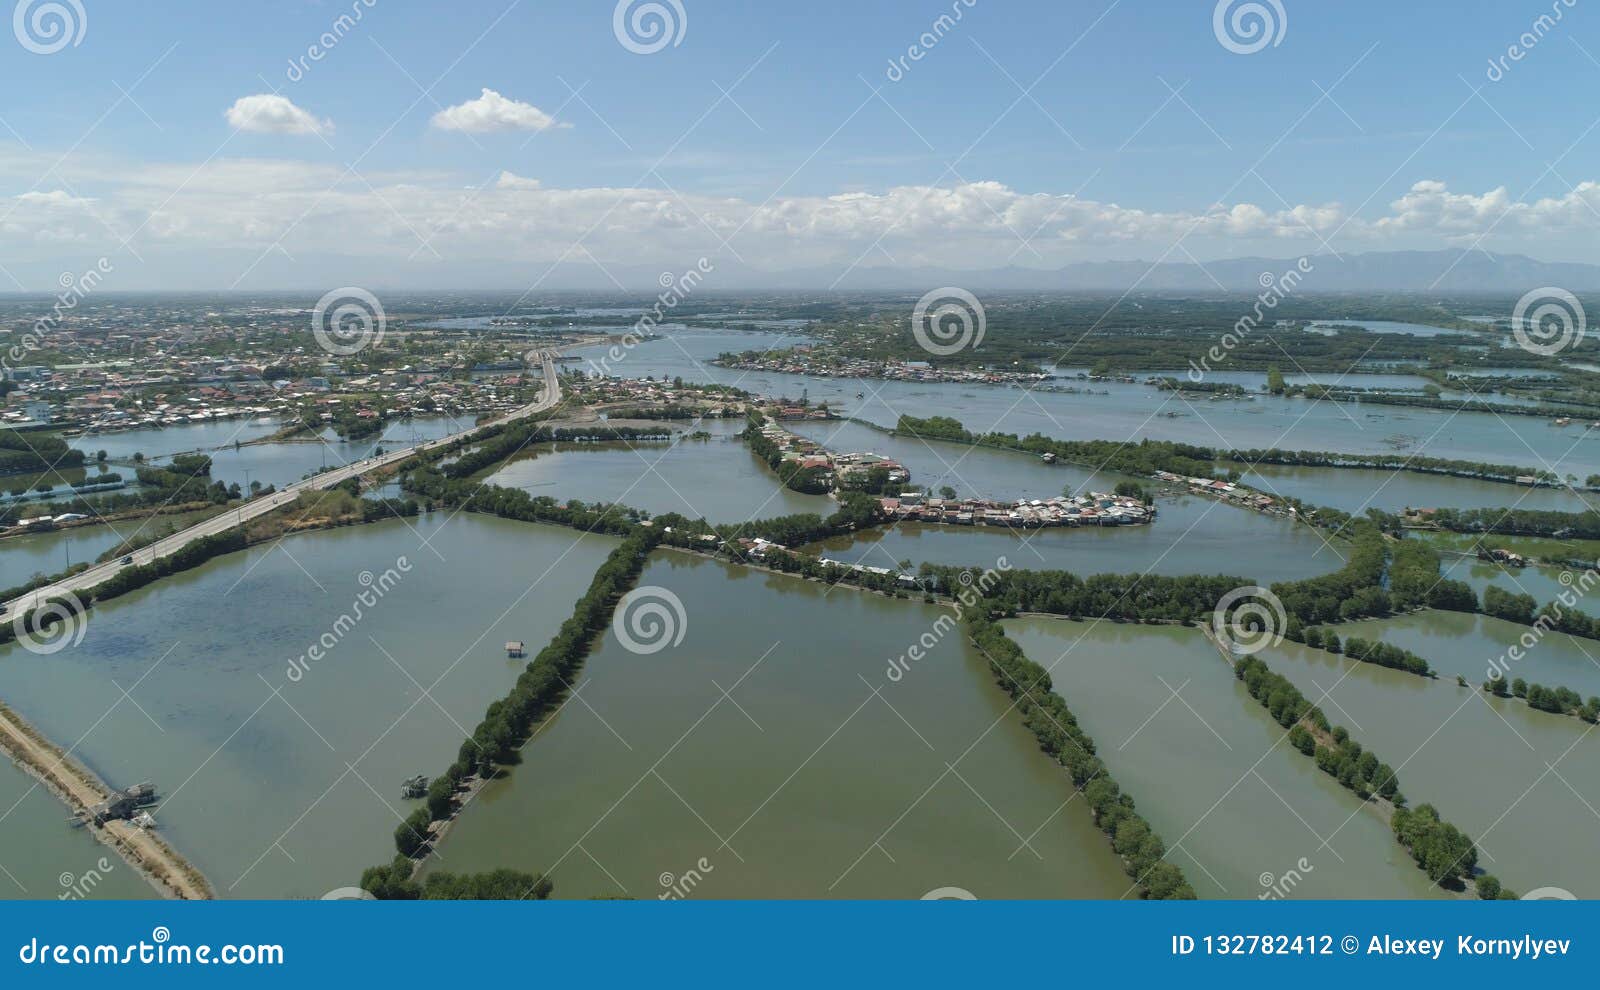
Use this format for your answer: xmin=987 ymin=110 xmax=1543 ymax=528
xmin=0 ymin=514 xmax=619 ymax=898
xmin=572 ymin=331 xmax=1600 ymax=480
xmin=1234 ymin=464 xmax=1592 ymax=514
xmin=0 ymin=509 xmax=219 ymax=590
xmin=429 ymin=552 xmax=1131 ymax=899
xmin=1262 ymin=638 xmax=1600 ymax=897
xmin=482 ymin=418 xmax=834 ymax=523
xmin=0 ymin=756 xmax=155 ymax=900
xmin=1004 ymin=618 xmax=1440 ymax=900
xmin=1340 ymin=610 xmax=1600 ymax=703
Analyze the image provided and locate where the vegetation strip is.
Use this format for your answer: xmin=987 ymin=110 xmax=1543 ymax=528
xmin=360 ymin=529 xmax=661 ymax=899
xmin=965 ymin=612 xmax=1195 ymax=899
xmin=1230 ymin=654 xmax=1509 ymax=898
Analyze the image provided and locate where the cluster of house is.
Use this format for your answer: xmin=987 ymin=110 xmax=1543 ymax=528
xmin=1155 ymin=471 xmax=1282 ymax=513
xmin=876 ymin=491 xmax=1154 ymax=528
xmin=569 ymin=375 xmax=751 ymax=417
xmin=755 ymin=421 xmax=910 ymax=490
xmin=715 ymin=350 xmax=1051 ymax=386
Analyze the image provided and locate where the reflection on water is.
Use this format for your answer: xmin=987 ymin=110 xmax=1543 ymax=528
xmin=1264 ymin=639 xmax=1600 ymax=897
xmin=483 ymin=418 xmax=833 ymax=523
xmin=430 ymin=552 xmax=1129 ymax=899
xmin=0 ymin=514 xmax=618 ymax=898
xmin=1005 ymin=618 xmax=1440 ymax=900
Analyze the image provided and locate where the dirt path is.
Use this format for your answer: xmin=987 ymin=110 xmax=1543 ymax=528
xmin=0 ymin=700 xmax=212 ymax=899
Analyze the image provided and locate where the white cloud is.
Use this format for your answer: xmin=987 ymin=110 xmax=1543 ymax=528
xmin=495 ymin=171 xmax=542 ymax=190
xmin=223 ymin=94 xmax=332 ymax=136
xmin=431 ymin=89 xmax=568 ymax=134
xmin=6 ymin=157 xmax=1600 ymax=280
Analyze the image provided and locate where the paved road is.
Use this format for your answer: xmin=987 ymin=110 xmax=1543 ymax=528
xmin=4 ymin=350 xmax=561 ymax=616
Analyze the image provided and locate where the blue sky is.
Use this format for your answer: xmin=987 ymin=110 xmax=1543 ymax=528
xmin=2 ymin=0 xmax=1597 ymax=288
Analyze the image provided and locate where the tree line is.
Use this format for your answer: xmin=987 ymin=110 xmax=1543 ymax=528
xmin=967 ymin=612 xmax=1194 ymax=899
xmin=383 ymin=530 xmax=660 ymax=874
xmin=1234 ymin=655 xmax=1507 ymax=895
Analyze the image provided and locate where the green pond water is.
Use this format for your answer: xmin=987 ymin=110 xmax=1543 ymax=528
xmin=1339 ymin=610 xmax=1600 ymax=707
xmin=0 ymin=514 xmax=617 ymax=898
xmin=1004 ymin=619 xmax=1440 ymax=900
xmin=483 ymin=418 xmax=833 ymax=523
xmin=1262 ymin=637 xmax=1600 ymax=897
xmin=428 ymin=552 xmax=1130 ymax=899
xmin=0 ymin=758 xmax=154 ymax=901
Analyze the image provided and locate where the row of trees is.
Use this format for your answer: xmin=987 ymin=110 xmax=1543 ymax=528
xmin=1340 ymin=636 xmax=1433 ymax=677
xmin=967 ymin=612 xmax=1195 ymax=899
xmin=1485 ymin=675 xmax=1600 ymax=721
xmin=920 ymin=565 xmax=1252 ymax=625
xmin=1233 ymin=656 xmax=1502 ymax=893
xmin=0 ymin=429 xmax=84 ymax=474
xmin=389 ymin=530 xmax=660 ymax=865
xmin=360 ymin=859 xmax=554 ymax=901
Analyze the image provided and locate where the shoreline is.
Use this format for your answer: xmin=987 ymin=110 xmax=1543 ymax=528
xmin=0 ymin=697 xmax=212 ymax=900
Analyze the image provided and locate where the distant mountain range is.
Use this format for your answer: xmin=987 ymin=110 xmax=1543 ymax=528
xmin=17 ymin=248 xmax=1600 ymax=295
xmin=445 ymin=249 xmax=1600 ymax=294
xmin=733 ymin=250 xmax=1600 ymax=294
